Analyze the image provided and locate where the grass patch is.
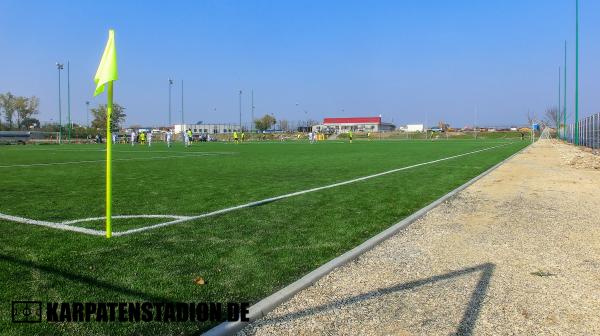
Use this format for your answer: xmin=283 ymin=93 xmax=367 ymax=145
xmin=0 ymin=139 xmax=528 ymax=335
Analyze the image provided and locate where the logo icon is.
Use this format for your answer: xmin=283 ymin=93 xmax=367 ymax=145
xmin=11 ymin=301 xmax=42 ymax=323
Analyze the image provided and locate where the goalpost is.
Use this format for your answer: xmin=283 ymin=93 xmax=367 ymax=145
xmin=29 ymin=131 xmax=61 ymax=144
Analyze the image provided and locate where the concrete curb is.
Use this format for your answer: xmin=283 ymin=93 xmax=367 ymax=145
xmin=203 ymin=143 xmax=530 ymax=336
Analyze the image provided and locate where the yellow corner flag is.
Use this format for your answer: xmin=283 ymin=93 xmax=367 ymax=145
xmin=94 ymin=30 xmax=118 ymax=97
xmin=94 ymin=29 xmax=118 ymax=238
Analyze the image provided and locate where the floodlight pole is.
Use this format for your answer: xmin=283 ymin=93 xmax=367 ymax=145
xmin=85 ymin=101 xmax=90 ymax=128
xmin=181 ymin=80 xmax=184 ymax=125
xmin=239 ymin=90 xmax=242 ymax=131
xmin=168 ymin=78 xmax=173 ymax=127
xmin=56 ymin=63 xmax=64 ymax=144
xmin=67 ymin=61 xmax=71 ymax=142
xmin=558 ymin=66 xmax=561 ymax=139
xmin=251 ymin=90 xmax=255 ymax=133
xmin=563 ymin=41 xmax=567 ymax=140
xmin=474 ymin=106 xmax=478 ymax=140
xmin=574 ymin=0 xmax=579 ymax=145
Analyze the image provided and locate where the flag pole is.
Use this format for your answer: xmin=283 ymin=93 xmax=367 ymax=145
xmin=106 ymin=81 xmax=113 ymax=238
xmin=94 ymin=29 xmax=117 ymax=238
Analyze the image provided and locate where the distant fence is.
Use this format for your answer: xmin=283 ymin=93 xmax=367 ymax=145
xmin=564 ymin=112 xmax=600 ymax=149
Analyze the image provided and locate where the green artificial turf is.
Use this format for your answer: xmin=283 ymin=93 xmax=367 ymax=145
xmin=0 ymin=139 xmax=528 ymax=335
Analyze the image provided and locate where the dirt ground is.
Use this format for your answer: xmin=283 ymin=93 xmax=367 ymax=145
xmin=240 ymin=140 xmax=600 ymax=335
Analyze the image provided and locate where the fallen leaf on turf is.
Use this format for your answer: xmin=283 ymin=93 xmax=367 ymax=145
xmin=194 ymin=277 xmax=206 ymax=285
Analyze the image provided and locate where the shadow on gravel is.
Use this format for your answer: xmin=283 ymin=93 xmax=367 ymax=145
xmin=258 ymin=262 xmax=495 ymax=336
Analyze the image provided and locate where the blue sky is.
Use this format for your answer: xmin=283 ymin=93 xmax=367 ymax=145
xmin=0 ymin=0 xmax=598 ymax=127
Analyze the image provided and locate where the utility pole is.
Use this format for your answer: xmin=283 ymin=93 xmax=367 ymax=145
xmin=56 ymin=63 xmax=64 ymax=144
xmin=67 ymin=61 xmax=71 ymax=142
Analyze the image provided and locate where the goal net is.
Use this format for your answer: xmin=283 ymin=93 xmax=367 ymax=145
xmin=29 ymin=131 xmax=61 ymax=144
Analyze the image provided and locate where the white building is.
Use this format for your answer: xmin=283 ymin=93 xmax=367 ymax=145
xmin=312 ymin=117 xmax=395 ymax=134
xmin=404 ymin=124 xmax=425 ymax=132
xmin=173 ymin=124 xmax=242 ymax=134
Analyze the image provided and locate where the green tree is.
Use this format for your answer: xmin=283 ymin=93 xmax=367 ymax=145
xmin=15 ymin=96 xmax=39 ymax=128
xmin=90 ymin=103 xmax=126 ymax=131
xmin=0 ymin=92 xmax=17 ymax=128
xmin=254 ymin=114 xmax=276 ymax=132
xmin=20 ymin=117 xmax=40 ymax=129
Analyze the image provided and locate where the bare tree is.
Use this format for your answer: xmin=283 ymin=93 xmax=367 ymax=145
xmin=526 ymin=110 xmax=537 ymax=126
xmin=279 ymin=119 xmax=289 ymax=132
xmin=544 ymin=107 xmax=560 ymax=128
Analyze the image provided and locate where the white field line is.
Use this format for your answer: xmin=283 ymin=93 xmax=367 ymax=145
xmin=0 ymin=142 xmax=513 ymax=237
xmin=61 ymin=214 xmax=191 ymax=225
xmin=112 ymin=142 xmax=512 ymax=236
xmin=3 ymin=148 xmax=234 ymax=154
xmin=0 ymin=153 xmax=233 ymax=169
xmin=0 ymin=212 xmax=105 ymax=236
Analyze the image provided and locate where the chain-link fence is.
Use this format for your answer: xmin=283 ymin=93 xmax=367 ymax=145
xmin=564 ymin=112 xmax=600 ymax=149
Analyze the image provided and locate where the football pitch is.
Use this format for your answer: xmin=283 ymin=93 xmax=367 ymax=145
xmin=0 ymin=139 xmax=528 ymax=335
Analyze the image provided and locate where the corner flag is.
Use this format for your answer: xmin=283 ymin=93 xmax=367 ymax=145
xmin=94 ymin=30 xmax=118 ymax=97
xmin=94 ymin=29 xmax=118 ymax=238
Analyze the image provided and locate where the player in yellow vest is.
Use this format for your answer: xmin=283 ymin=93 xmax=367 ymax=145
xmin=233 ymin=131 xmax=239 ymax=143
xmin=241 ymin=132 xmax=245 ymax=142
xmin=187 ymin=129 xmax=193 ymax=146
xmin=348 ymin=130 xmax=353 ymax=143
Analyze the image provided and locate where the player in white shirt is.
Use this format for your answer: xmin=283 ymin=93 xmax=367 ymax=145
xmin=112 ymin=133 xmax=117 ymax=144
xmin=166 ymin=131 xmax=172 ymax=147
xmin=182 ymin=130 xmax=188 ymax=147
xmin=130 ymin=131 xmax=136 ymax=146
xmin=147 ymin=132 xmax=152 ymax=147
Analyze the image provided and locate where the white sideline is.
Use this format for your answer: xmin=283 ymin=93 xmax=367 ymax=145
xmin=0 ymin=153 xmax=230 ymax=169
xmin=0 ymin=143 xmax=512 ymax=237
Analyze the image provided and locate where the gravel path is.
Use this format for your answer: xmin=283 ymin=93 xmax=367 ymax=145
xmin=240 ymin=140 xmax=600 ymax=335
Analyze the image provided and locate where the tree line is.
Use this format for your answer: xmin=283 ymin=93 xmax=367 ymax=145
xmin=1 ymin=90 xmax=304 ymax=135
xmin=0 ymin=91 xmax=127 ymax=135
xmin=0 ymin=92 xmax=40 ymax=129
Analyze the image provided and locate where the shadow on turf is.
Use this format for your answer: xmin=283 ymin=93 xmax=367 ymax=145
xmin=0 ymin=254 xmax=172 ymax=302
xmin=254 ymin=262 xmax=495 ymax=336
